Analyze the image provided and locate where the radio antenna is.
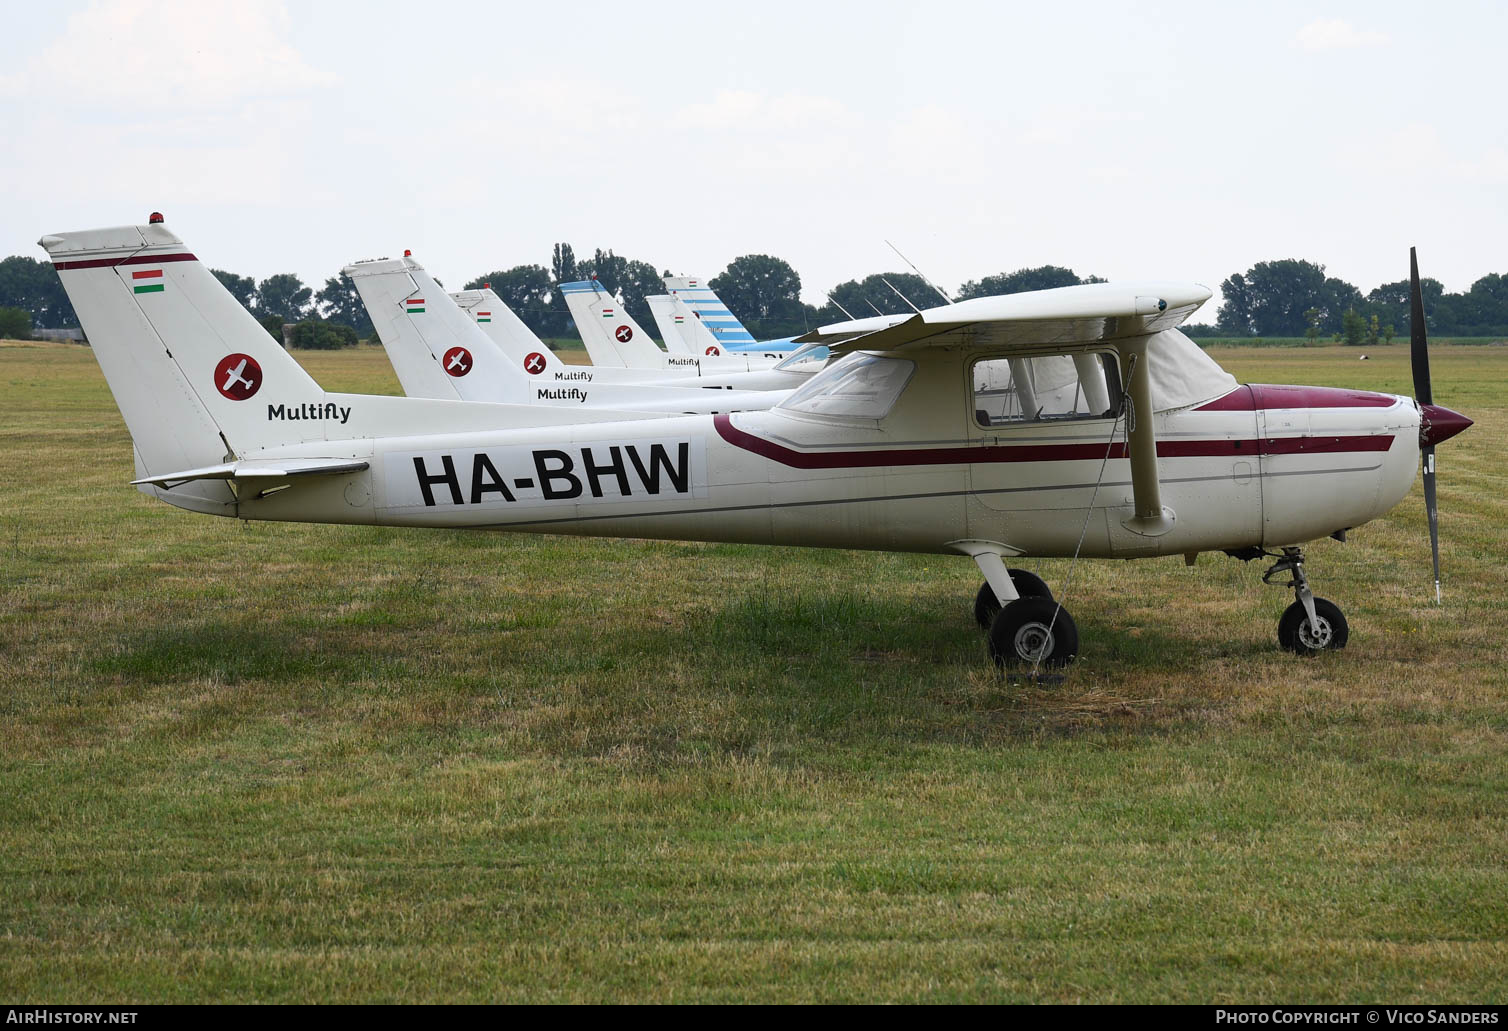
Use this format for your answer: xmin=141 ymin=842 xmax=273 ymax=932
xmin=826 ymin=293 xmax=859 ymax=321
xmin=882 ymin=277 xmax=923 ymax=313
xmin=886 ymin=239 xmax=954 ymax=304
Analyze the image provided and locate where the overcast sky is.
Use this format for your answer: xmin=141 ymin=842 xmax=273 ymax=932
xmin=4 ymin=0 xmax=1504 ymax=320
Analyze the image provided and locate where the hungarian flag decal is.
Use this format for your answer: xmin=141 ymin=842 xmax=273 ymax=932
xmin=600 ymin=307 xmax=614 ymax=318
xmin=476 ymin=311 xmax=492 ymax=323
xmin=132 ymin=269 xmax=164 ymax=294
xmin=406 ymin=298 xmax=425 ymax=314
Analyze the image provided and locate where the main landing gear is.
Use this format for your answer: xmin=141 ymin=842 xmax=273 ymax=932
xmin=1259 ymin=546 xmax=1349 ymax=655
xmin=972 ymin=567 xmax=1077 ymax=669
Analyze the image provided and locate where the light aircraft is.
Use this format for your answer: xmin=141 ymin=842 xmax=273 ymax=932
xmin=43 ymin=215 xmax=1471 ymax=667
xmin=663 ymin=275 xmax=801 ymax=352
xmin=449 ymin=284 xmax=815 ymax=392
xmin=558 ymin=279 xmax=792 ymax=371
xmin=344 ymin=254 xmax=793 ymax=415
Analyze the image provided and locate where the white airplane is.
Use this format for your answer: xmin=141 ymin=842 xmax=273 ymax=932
xmin=664 ymin=274 xmax=801 ymax=352
xmin=345 ymin=254 xmax=791 ymax=415
xmin=558 ymin=279 xmax=790 ymax=371
xmin=450 ymin=284 xmax=816 ymax=392
xmin=42 ymin=216 xmax=1471 ymax=667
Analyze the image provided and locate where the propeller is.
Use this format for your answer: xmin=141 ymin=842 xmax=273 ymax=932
xmin=1409 ymin=247 xmax=1473 ymax=604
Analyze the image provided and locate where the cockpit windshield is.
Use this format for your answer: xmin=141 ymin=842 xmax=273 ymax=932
xmin=776 ymin=352 xmax=915 ymax=420
xmin=772 ymin=341 xmax=830 ymax=371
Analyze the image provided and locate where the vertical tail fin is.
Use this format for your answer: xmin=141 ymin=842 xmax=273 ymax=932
xmin=450 ymin=287 xmax=566 ymax=377
xmin=346 ymin=255 xmax=526 ymax=403
xmin=559 ymin=280 xmax=667 ymax=369
xmin=646 ymin=295 xmax=693 ymax=354
xmin=664 ymin=274 xmax=760 ymax=349
xmin=39 ymin=220 xmax=343 ymax=511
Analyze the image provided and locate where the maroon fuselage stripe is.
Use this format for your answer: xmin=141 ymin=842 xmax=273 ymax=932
xmin=1197 ymin=384 xmax=1396 ymax=411
xmin=712 ymin=414 xmax=1393 ymax=469
xmin=53 ymin=252 xmax=198 ymax=271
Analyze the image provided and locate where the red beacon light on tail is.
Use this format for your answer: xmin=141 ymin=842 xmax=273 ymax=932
xmin=403 ymin=249 xmax=412 ymax=257
xmin=148 ymin=212 xmax=164 ymax=224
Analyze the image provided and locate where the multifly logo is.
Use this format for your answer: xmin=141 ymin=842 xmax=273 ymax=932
xmin=386 ymin=437 xmax=708 ymax=513
xmin=524 ymin=351 xmax=547 ymax=375
xmin=214 ymin=353 xmax=261 ymax=400
xmin=615 ymin=325 xmax=633 ymax=343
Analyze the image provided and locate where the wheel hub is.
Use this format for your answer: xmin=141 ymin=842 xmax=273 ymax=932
xmin=1298 ymin=616 xmax=1333 ymax=650
xmin=1013 ymin=621 xmax=1054 ymax=661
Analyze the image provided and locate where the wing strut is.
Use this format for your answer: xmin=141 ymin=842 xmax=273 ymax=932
xmin=1121 ymin=343 xmax=1175 ymax=537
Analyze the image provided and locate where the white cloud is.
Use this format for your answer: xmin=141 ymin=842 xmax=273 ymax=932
xmin=1291 ymin=18 xmax=1389 ymax=51
xmin=1 ymin=0 xmax=335 ymax=109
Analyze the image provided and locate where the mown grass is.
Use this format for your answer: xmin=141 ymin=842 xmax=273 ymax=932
xmin=1 ymin=339 xmax=1505 ymax=1003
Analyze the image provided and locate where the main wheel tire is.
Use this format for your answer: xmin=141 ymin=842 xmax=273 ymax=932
xmin=987 ymin=596 xmax=1078 ymax=668
xmin=1277 ymin=597 xmax=1349 ymax=655
xmin=973 ymin=569 xmax=1053 ymax=629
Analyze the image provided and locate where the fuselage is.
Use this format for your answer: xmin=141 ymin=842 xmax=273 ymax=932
xmin=226 ymin=374 xmax=1422 ymax=559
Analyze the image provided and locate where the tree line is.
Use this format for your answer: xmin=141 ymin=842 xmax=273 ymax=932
xmin=3 ymin=247 xmax=1506 ymax=345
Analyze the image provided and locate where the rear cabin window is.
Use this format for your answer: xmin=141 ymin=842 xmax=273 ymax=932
xmin=778 ymin=352 xmax=915 ymax=420
xmin=972 ymin=352 xmax=1123 ymax=428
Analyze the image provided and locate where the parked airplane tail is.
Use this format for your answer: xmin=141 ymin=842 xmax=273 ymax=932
xmin=449 ymin=287 xmax=566 ymax=375
xmin=648 ymin=292 xmax=730 ymax=356
xmin=558 ymin=279 xmax=667 ymax=368
xmin=39 ymin=220 xmax=336 ymax=510
xmin=346 ymin=255 xmax=527 ymax=404
xmin=663 ymin=275 xmax=759 ymax=349
xmin=646 ymin=295 xmax=692 ymax=355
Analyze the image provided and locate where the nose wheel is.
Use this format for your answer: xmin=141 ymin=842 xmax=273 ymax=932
xmin=1261 ymin=547 xmax=1349 ymax=655
xmin=987 ymin=596 xmax=1079 ymax=668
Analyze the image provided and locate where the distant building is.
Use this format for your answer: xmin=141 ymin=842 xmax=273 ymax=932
xmin=30 ymin=328 xmax=87 ymax=343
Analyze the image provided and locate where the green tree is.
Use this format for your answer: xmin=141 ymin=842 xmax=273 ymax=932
xmin=255 ymin=273 xmax=312 ymax=321
xmin=465 ymin=265 xmax=553 ymax=336
xmin=0 ymin=306 xmax=33 ymax=340
xmin=823 ymin=272 xmax=937 ymax=321
xmin=1304 ymin=307 xmax=1322 ymax=342
xmin=1456 ymin=273 xmax=1508 ymax=334
xmin=211 ymin=269 xmax=257 ymax=311
xmin=708 ymin=254 xmax=808 ymax=338
xmin=551 ymin=243 xmax=577 ymax=286
xmin=314 ymin=274 xmax=374 ymax=338
xmin=1217 ymin=259 xmax=1360 ymax=336
xmin=1366 ymin=313 xmax=1380 ymax=348
xmin=1341 ymin=307 xmax=1366 ymax=346
xmin=0 ymin=255 xmax=77 ymax=329
xmin=956 ymin=265 xmax=1099 ymax=300
xmin=289 ymin=318 xmax=358 ymax=350
xmin=258 ymin=314 xmax=284 ymax=342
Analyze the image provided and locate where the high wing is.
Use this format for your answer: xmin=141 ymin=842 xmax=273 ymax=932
xmin=794 ymin=282 xmax=1211 ymax=355
xmin=133 ymin=458 xmax=370 ymax=488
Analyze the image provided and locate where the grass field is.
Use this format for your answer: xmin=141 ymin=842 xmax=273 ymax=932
xmin=1 ymin=340 xmax=1505 ymax=1003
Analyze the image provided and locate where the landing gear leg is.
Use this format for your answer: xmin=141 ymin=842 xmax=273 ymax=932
xmin=973 ymin=568 xmax=1052 ymax=629
xmin=1263 ymin=547 xmax=1349 ymax=655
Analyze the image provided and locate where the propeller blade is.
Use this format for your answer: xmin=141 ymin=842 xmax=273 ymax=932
xmin=1422 ymin=444 xmax=1441 ymax=604
xmin=1409 ymin=246 xmax=1433 ymax=406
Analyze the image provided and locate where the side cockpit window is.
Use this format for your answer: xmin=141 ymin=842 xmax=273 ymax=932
xmin=778 ymin=352 xmax=915 ymax=420
xmin=973 ymin=352 xmax=1122 ymax=428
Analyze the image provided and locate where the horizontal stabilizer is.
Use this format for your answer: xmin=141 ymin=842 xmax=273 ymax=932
xmin=132 ymin=458 xmax=370 ymax=487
